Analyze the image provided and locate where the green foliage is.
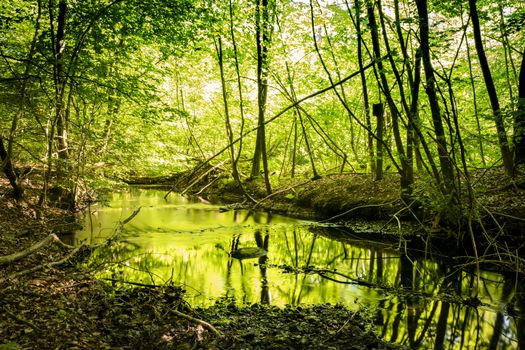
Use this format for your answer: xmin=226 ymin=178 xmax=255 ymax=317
xmin=1 ymin=0 xmax=524 ymax=200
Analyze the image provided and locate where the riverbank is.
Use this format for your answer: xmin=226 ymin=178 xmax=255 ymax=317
xmin=129 ymin=166 xmax=525 ymax=244
xmin=129 ymin=166 xmax=525 ymax=226
xmin=124 ymin=166 xmax=525 ymax=278
xmin=0 ymin=178 xmax=401 ymax=349
xmin=1 ymin=165 xmax=524 ymax=348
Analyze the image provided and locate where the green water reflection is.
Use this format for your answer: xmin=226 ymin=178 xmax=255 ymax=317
xmin=73 ymin=188 xmax=522 ymax=349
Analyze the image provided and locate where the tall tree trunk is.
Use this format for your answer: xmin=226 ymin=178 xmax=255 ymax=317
xmin=251 ymin=0 xmax=272 ymax=195
xmin=416 ymin=0 xmax=456 ymax=193
xmin=229 ymin=0 xmax=246 ymax=183
xmin=469 ymin=0 xmax=514 ymax=175
xmin=462 ymin=10 xmax=486 ymax=166
xmin=215 ymin=36 xmax=241 ymax=184
xmin=514 ymin=49 xmax=525 ymax=167
xmin=392 ymin=0 xmax=416 ymax=193
xmin=349 ymin=0 xmax=374 ymax=173
xmin=366 ymin=0 xmax=407 ymax=185
xmin=52 ymin=0 xmax=70 ymax=167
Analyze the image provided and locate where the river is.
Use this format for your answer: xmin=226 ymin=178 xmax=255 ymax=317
xmin=70 ymin=187 xmax=523 ymax=349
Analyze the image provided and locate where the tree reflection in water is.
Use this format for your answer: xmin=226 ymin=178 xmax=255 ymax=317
xmin=74 ymin=188 xmax=522 ymax=349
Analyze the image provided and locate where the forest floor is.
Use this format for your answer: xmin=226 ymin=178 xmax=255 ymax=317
xmin=0 ymin=177 xmax=401 ymax=349
xmin=1 ymin=167 xmax=524 ymax=349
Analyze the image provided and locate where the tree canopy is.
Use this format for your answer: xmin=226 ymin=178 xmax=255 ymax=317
xmin=1 ymin=0 xmax=524 ymax=209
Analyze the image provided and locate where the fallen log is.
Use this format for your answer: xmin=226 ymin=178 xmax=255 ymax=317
xmin=0 ymin=233 xmax=68 ymax=265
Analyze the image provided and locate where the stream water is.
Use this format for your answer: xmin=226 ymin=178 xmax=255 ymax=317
xmin=70 ymin=187 xmax=523 ymax=349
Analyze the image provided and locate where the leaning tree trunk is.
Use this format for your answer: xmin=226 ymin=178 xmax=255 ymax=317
xmin=366 ymin=0 xmax=407 ymax=186
xmin=469 ymin=0 xmax=514 ymax=176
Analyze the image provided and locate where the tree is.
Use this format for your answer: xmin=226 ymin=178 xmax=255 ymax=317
xmin=415 ymin=0 xmax=456 ymax=193
xmin=468 ymin=0 xmax=514 ymax=175
xmin=251 ymin=0 xmax=273 ymax=195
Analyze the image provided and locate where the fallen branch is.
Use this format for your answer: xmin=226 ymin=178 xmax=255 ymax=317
xmin=0 ymin=242 xmax=86 ymax=284
xmin=0 ymin=233 xmax=69 ymax=265
xmin=0 ymin=208 xmax=141 ymax=284
xmin=313 ymin=268 xmax=375 ymax=287
xmin=320 ymin=199 xmax=400 ymax=222
xmin=91 ymin=207 xmax=141 ymax=249
xmin=170 ymin=308 xmax=223 ymax=337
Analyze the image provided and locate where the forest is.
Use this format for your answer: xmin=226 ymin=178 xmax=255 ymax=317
xmin=1 ymin=0 xmax=525 ymax=348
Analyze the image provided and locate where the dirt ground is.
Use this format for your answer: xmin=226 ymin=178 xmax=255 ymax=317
xmin=0 ymin=178 xmax=401 ymax=349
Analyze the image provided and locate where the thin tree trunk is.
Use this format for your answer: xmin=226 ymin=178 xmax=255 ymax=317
xmin=462 ymin=11 xmax=486 ymax=166
xmin=374 ymin=103 xmax=384 ymax=181
xmin=366 ymin=0 xmax=407 ymax=184
xmin=416 ymin=0 xmax=456 ymax=193
xmin=348 ymin=0 xmax=374 ymax=173
xmin=514 ymin=49 xmax=525 ymax=167
xmin=229 ymin=0 xmax=246 ymax=182
xmin=215 ymin=36 xmax=240 ymax=183
xmin=251 ymin=0 xmax=272 ymax=195
xmin=52 ymin=0 xmax=70 ymax=167
xmin=285 ymin=63 xmax=320 ymax=179
xmin=393 ymin=0 xmax=416 ymax=193
xmin=469 ymin=0 xmax=513 ymax=175
xmin=498 ymin=4 xmax=519 ymax=94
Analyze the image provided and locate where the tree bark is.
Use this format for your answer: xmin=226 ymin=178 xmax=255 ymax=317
xmin=416 ymin=0 xmax=456 ymax=193
xmin=469 ymin=0 xmax=514 ymax=175
xmin=251 ymin=0 xmax=272 ymax=195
